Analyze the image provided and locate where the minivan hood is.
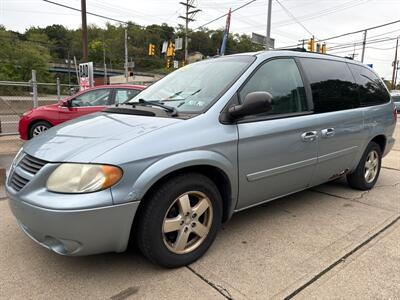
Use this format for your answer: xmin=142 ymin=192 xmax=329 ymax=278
xmin=23 ymin=112 xmax=182 ymax=162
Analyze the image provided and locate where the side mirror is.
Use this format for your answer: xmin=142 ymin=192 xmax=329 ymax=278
xmin=228 ymin=91 xmax=272 ymax=119
xmin=61 ymin=100 xmax=72 ymax=107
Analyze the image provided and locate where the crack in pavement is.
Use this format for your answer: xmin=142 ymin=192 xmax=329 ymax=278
xmin=186 ymin=265 xmax=233 ymax=300
xmin=310 ymin=182 xmax=400 ymax=212
xmin=283 ymin=215 xmax=400 ymax=299
xmin=382 ymin=166 xmax=400 ymax=171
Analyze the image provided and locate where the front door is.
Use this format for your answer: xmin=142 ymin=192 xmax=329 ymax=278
xmin=236 ymin=58 xmax=319 ymax=210
xmin=59 ymin=88 xmax=112 ymax=123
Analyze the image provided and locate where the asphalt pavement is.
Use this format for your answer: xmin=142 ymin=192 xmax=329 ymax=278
xmin=0 ymin=123 xmax=399 ymax=299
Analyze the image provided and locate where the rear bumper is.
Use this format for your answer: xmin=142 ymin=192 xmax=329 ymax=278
xmin=7 ymin=197 xmax=139 ymax=256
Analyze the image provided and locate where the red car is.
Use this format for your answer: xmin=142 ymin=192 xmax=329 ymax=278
xmin=19 ymin=84 xmax=146 ymax=140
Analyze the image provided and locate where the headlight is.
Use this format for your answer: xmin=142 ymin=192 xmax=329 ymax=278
xmin=47 ymin=163 xmax=122 ymax=193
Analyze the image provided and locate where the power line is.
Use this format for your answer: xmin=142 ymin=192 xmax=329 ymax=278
xmin=196 ymin=0 xmax=259 ymax=29
xmin=318 ymin=19 xmax=400 ymax=42
xmin=274 ymin=0 xmax=314 ymax=37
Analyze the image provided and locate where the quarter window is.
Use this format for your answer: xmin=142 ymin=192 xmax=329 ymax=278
xmin=239 ymin=58 xmax=308 ymax=116
xmin=115 ymin=89 xmax=141 ymax=104
xmin=347 ymin=64 xmax=390 ymax=106
xmin=300 ymin=58 xmax=359 ymax=113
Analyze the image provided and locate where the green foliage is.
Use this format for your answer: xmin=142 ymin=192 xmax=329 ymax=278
xmin=0 ymin=27 xmax=53 ymax=82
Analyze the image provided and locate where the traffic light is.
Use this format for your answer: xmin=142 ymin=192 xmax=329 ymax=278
xmin=321 ymin=43 xmax=327 ymax=54
xmin=148 ymin=43 xmax=156 ymax=56
xmin=167 ymin=43 xmax=175 ymax=57
xmin=307 ymin=37 xmax=315 ymax=52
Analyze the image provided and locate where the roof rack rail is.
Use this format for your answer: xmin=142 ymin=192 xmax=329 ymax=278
xmin=275 ymin=47 xmax=308 ymax=52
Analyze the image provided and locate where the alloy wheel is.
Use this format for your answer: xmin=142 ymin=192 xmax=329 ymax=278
xmin=32 ymin=125 xmax=48 ymax=136
xmin=364 ymin=150 xmax=379 ymax=183
xmin=162 ymin=191 xmax=213 ymax=254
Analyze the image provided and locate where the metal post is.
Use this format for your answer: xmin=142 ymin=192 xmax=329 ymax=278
xmin=103 ymin=42 xmax=107 ymax=84
xmin=81 ymin=0 xmax=88 ymax=62
xmin=31 ymin=70 xmax=38 ymax=108
xmin=124 ymin=28 xmax=128 ymax=82
xmin=56 ymin=77 xmax=61 ymax=101
xmin=392 ymin=37 xmax=399 ymax=89
xmin=361 ymin=30 xmax=367 ymax=63
xmin=265 ymin=0 xmax=272 ymax=50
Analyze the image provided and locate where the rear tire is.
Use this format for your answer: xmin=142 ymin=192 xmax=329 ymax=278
xmin=347 ymin=141 xmax=382 ymax=190
xmin=136 ymin=172 xmax=222 ymax=268
xmin=29 ymin=121 xmax=52 ymax=139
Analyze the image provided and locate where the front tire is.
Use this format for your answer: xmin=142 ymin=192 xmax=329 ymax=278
xmin=29 ymin=121 xmax=52 ymax=139
xmin=136 ymin=172 xmax=222 ymax=268
xmin=347 ymin=141 xmax=382 ymax=190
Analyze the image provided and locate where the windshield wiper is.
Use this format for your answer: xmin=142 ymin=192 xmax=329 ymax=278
xmin=129 ymin=98 xmax=178 ymax=116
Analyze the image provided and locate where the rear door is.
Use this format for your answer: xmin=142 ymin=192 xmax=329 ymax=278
xmin=59 ymin=88 xmax=112 ymax=122
xmin=298 ymin=58 xmax=365 ymax=186
xmin=236 ymin=57 xmax=320 ymax=209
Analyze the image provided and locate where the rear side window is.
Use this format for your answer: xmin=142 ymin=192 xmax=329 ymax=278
xmin=300 ymin=58 xmax=359 ymax=113
xmin=239 ymin=58 xmax=308 ymax=116
xmin=347 ymin=64 xmax=390 ymax=106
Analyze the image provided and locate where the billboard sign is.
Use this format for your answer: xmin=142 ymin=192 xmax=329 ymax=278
xmin=78 ymin=62 xmax=94 ymax=91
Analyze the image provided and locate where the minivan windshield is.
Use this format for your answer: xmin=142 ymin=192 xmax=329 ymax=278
xmin=128 ymin=55 xmax=254 ymax=113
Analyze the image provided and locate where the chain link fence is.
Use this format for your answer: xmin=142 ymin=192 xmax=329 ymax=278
xmin=0 ymin=71 xmax=78 ymax=136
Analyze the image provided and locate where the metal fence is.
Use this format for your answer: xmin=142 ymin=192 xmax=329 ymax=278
xmin=0 ymin=70 xmax=78 ymax=136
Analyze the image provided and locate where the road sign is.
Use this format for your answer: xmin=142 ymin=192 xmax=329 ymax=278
xmin=162 ymin=41 xmax=168 ymax=54
xmin=175 ymin=38 xmax=183 ymax=50
xmin=251 ymin=33 xmax=275 ymax=49
xmin=124 ymin=62 xmax=135 ymax=68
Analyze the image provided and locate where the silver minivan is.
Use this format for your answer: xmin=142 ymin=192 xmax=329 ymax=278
xmin=6 ymin=51 xmax=397 ymax=267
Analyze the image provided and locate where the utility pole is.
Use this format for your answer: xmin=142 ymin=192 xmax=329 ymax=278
xmin=179 ymin=1 xmax=201 ymax=62
xmin=81 ymin=0 xmax=88 ymax=62
xmin=265 ymin=0 xmax=272 ymax=50
xmin=392 ymin=37 xmax=399 ymax=89
xmin=124 ymin=28 xmax=128 ymax=82
xmin=361 ymin=30 xmax=367 ymax=63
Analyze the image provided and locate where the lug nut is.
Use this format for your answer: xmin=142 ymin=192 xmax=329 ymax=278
xmin=191 ymin=222 xmax=196 ymax=227
xmin=192 ymin=213 xmax=197 ymax=219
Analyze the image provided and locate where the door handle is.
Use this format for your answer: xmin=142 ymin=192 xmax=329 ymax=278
xmin=301 ymin=131 xmax=318 ymax=142
xmin=321 ymin=128 xmax=335 ymax=138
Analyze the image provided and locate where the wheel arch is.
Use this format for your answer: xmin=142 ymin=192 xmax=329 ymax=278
xmin=131 ymin=151 xmax=237 ymax=225
xmin=370 ymin=134 xmax=386 ymax=153
xmin=27 ymin=119 xmax=53 ymax=138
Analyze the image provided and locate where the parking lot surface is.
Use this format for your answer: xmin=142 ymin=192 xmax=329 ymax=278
xmin=0 ymin=123 xmax=399 ymax=299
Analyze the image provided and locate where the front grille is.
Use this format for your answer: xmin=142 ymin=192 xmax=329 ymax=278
xmin=10 ymin=173 xmax=30 ymax=191
xmin=19 ymin=154 xmax=47 ymax=175
xmin=10 ymin=154 xmax=48 ymax=192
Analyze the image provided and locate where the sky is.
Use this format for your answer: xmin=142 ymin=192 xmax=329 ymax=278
xmin=0 ymin=0 xmax=399 ymax=80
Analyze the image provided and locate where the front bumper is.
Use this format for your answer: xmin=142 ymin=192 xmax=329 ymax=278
xmin=7 ymin=196 xmax=139 ymax=256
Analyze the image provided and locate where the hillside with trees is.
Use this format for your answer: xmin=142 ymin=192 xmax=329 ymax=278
xmin=0 ymin=23 xmax=264 ymax=83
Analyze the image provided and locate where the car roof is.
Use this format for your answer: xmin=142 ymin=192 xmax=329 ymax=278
xmin=91 ymin=84 xmax=146 ymax=90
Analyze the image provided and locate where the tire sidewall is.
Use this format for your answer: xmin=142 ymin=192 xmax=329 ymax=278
xmin=359 ymin=142 xmax=382 ymax=189
xmin=140 ymin=174 xmax=222 ymax=267
xmin=29 ymin=121 xmax=51 ymax=139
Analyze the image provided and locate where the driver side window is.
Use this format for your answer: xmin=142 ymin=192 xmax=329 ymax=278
xmin=239 ymin=58 xmax=308 ymax=116
xmin=71 ymin=89 xmax=111 ymax=107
